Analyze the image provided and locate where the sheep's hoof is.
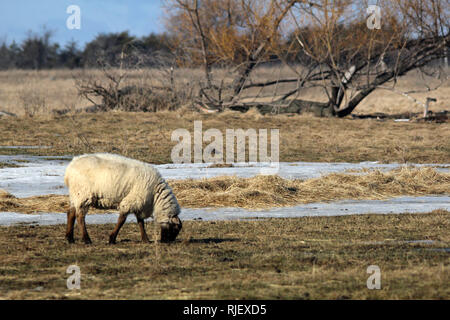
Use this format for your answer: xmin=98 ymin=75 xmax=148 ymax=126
xmin=83 ymin=238 xmax=92 ymax=245
xmin=66 ymin=233 xmax=75 ymax=243
xmin=108 ymin=235 xmax=116 ymax=245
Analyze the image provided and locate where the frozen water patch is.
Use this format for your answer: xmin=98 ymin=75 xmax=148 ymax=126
xmin=0 ymin=155 xmax=70 ymax=198
xmin=0 ymin=211 xmax=138 ymax=226
xmin=0 ymin=195 xmax=448 ymax=226
xmin=181 ymin=195 xmax=450 ymax=220
xmin=1 ymin=155 xmax=449 ymax=198
xmin=156 ymin=161 xmax=450 ymax=180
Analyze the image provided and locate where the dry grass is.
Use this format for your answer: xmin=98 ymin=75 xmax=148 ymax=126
xmin=0 ymin=111 xmax=449 ymax=164
xmin=0 ymin=210 xmax=448 ymax=299
xmin=0 ymin=68 xmax=448 ymax=116
xmin=0 ymin=68 xmax=448 ymax=301
xmin=0 ymin=162 xmax=22 ymax=169
xmin=171 ymin=167 xmax=450 ymax=209
xmin=0 ymin=70 xmax=88 ymax=115
xmin=0 ymin=191 xmax=68 ymax=214
xmin=0 ymin=190 xmax=104 ymax=214
xmin=1 ymin=167 xmax=448 ymax=213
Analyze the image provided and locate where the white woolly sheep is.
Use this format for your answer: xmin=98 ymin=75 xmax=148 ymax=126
xmin=64 ymin=153 xmax=182 ymax=244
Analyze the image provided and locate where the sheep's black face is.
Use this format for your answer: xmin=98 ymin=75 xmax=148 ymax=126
xmin=160 ymin=216 xmax=182 ymax=242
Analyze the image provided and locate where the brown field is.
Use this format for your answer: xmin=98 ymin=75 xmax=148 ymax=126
xmin=1 ymin=167 xmax=448 ymax=213
xmin=0 ymin=68 xmax=449 ymax=300
xmin=0 ymin=68 xmax=449 ymax=116
xmin=0 ymin=111 xmax=449 ymax=164
xmin=0 ymin=210 xmax=448 ymax=299
xmin=0 ymin=68 xmax=448 ymax=164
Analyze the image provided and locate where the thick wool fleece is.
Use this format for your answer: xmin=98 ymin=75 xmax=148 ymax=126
xmin=64 ymin=153 xmax=180 ymax=223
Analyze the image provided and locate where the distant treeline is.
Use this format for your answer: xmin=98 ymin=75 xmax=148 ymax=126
xmin=0 ymin=30 xmax=174 ymax=70
xmin=1 ymin=28 xmax=448 ymax=71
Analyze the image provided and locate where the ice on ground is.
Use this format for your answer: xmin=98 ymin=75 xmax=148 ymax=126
xmin=1 ymin=155 xmax=449 ymax=198
xmin=0 ymin=196 xmax=448 ymax=226
xmin=0 ymin=155 xmax=70 ymax=198
xmin=181 ymin=195 xmax=450 ymax=220
xmin=156 ymin=161 xmax=450 ymax=180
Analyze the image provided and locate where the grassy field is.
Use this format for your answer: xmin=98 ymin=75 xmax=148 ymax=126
xmin=0 ymin=68 xmax=449 ymax=116
xmin=0 ymin=111 xmax=449 ymax=164
xmin=0 ymin=68 xmax=448 ymax=164
xmin=0 ymin=68 xmax=448 ymax=300
xmin=0 ymin=210 xmax=448 ymax=299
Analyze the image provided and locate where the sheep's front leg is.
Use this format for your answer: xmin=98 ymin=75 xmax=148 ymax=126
xmin=109 ymin=213 xmax=127 ymax=244
xmin=65 ymin=207 xmax=76 ymax=244
xmin=76 ymin=208 xmax=92 ymax=244
xmin=137 ymin=218 xmax=150 ymax=243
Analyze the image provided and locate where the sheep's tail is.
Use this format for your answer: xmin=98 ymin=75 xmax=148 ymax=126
xmin=64 ymin=171 xmax=70 ymax=188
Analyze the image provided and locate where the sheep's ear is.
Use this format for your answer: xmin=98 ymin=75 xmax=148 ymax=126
xmin=170 ymin=216 xmax=182 ymax=226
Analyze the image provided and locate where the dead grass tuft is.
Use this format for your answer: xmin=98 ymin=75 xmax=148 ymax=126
xmin=0 ymin=162 xmax=22 ymax=169
xmin=0 ymin=189 xmax=15 ymax=199
xmin=1 ymin=167 xmax=447 ymax=214
xmin=0 ymin=194 xmax=69 ymax=214
xmin=171 ymin=167 xmax=450 ymax=208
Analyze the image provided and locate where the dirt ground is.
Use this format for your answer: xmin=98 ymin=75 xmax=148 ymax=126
xmin=0 ymin=210 xmax=448 ymax=299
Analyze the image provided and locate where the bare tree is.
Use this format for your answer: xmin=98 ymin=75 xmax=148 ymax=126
xmin=75 ymin=46 xmax=194 ymax=112
xmin=165 ymin=0 xmax=449 ymax=116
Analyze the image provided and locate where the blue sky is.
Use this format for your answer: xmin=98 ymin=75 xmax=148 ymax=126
xmin=0 ymin=0 xmax=165 ymax=47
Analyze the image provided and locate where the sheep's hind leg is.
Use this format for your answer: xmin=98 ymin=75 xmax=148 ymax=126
xmin=65 ymin=207 xmax=76 ymax=243
xmin=77 ymin=207 xmax=92 ymax=244
xmin=109 ymin=213 xmax=127 ymax=244
xmin=137 ymin=218 xmax=150 ymax=243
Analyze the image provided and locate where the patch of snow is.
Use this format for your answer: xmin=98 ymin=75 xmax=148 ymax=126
xmin=0 ymin=155 xmax=449 ymax=198
xmin=0 ymin=155 xmax=69 ymax=197
xmin=0 ymin=196 xmax=448 ymax=226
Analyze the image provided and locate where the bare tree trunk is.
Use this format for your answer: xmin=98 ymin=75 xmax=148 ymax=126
xmin=228 ymin=99 xmax=334 ymax=117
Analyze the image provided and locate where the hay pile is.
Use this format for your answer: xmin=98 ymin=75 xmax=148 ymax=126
xmin=0 ymin=189 xmax=15 ymax=199
xmin=0 ymin=167 xmax=448 ymax=213
xmin=170 ymin=167 xmax=450 ymax=208
xmin=0 ymin=189 xmax=69 ymax=214
xmin=0 ymin=162 xmax=21 ymax=169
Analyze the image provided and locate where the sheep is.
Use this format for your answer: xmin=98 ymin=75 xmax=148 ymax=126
xmin=64 ymin=153 xmax=182 ymax=244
